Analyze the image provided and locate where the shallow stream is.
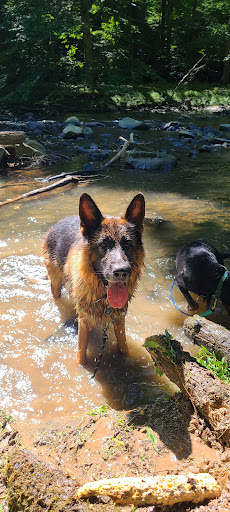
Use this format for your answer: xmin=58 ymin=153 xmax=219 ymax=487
xmin=0 ymin=110 xmax=230 ymax=426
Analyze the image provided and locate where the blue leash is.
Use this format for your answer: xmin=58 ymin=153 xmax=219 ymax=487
xmin=170 ymin=281 xmax=190 ymax=316
xmin=170 ymin=270 xmax=229 ymax=318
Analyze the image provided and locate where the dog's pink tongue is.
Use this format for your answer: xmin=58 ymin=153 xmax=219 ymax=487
xmin=107 ymin=282 xmax=128 ymax=309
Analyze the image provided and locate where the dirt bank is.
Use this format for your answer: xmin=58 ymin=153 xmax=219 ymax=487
xmin=1 ymin=394 xmax=230 ymax=512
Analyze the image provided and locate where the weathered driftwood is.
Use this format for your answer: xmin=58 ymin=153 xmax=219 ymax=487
xmin=0 ymin=174 xmax=100 ymax=207
xmin=101 ymin=133 xmax=134 ymax=169
xmin=0 ymin=131 xmax=26 ymax=145
xmin=144 ymin=333 xmax=230 ymax=444
xmin=184 ymin=315 xmax=230 ymax=365
xmin=77 ymin=474 xmax=220 ymax=506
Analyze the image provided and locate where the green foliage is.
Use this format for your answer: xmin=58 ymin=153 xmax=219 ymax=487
xmin=88 ymin=404 xmax=110 ymax=416
xmin=145 ymin=426 xmax=159 ymax=452
xmin=0 ymin=0 xmax=229 ymax=107
xmin=144 ymin=329 xmax=176 ymax=362
xmin=196 ymin=346 xmax=230 ymax=383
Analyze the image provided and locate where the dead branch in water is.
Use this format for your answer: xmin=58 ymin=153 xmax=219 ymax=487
xmin=101 ymin=133 xmax=134 ymax=169
xmin=144 ymin=331 xmax=230 ymax=445
xmin=0 ymin=174 xmax=101 ymax=207
xmin=0 ymin=132 xmax=132 ymax=205
xmin=47 ymin=133 xmax=134 ymax=182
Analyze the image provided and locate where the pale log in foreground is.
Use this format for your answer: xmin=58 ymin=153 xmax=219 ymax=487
xmin=76 ymin=473 xmax=220 ymax=506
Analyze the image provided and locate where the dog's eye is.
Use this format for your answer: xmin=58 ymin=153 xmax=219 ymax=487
xmin=121 ymin=237 xmax=133 ymax=254
xmin=99 ymin=237 xmax=114 ymax=252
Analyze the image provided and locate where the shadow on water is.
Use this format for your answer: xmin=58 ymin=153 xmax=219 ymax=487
xmin=0 ymin=110 xmax=230 ymax=430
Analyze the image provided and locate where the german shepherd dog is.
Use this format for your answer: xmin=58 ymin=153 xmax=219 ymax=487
xmin=42 ymin=192 xmax=145 ymax=365
xmin=175 ymin=240 xmax=230 ymax=313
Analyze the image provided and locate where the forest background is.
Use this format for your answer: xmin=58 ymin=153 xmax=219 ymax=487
xmin=0 ymin=0 xmax=229 ymax=111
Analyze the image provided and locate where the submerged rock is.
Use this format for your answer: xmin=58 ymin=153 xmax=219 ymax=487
xmin=126 ymin=150 xmax=177 ymax=171
xmin=219 ymin=124 xmax=230 ymax=133
xmin=178 ymin=129 xmax=196 ymax=139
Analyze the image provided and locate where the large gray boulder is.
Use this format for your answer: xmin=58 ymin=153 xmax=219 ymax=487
xmin=63 ymin=116 xmax=81 ymax=126
xmin=62 ymin=124 xmax=94 ymax=139
xmin=118 ymin=117 xmax=149 ymax=130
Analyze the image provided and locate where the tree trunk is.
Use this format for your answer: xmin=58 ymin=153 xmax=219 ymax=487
xmin=80 ymin=0 xmax=94 ymax=87
xmin=165 ymin=0 xmax=173 ymax=65
xmin=161 ymin=0 xmax=174 ymax=78
xmin=161 ymin=0 xmax=167 ymax=44
xmin=144 ymin=333 xmax=230 ymax=445
xmin=221 ymin=17 xmax=230 ymax=84
xmin=184 ymin=315 xmax=230 ymax=365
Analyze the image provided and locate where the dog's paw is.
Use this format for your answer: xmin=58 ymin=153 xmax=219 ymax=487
xmin=186 ymin=303 xmax=199 ymax=313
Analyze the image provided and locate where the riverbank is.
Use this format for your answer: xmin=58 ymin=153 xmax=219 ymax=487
xmin=0 ymin=82 xmax=230 ymax=114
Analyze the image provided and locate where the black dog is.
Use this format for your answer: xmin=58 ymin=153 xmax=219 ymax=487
xmin=175 ymin=240 xmax=230 ymax=313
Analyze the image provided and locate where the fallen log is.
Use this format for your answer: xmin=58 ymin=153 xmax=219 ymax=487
xmin=0 ymin=175 xmax=79 ymax=206
xmin=144 ymin=332 xmax=230 ymax=444
xmin=0 ymin=130 xmax=26 ymax=145
xmin=76 ymin=473 xmax=220 ymax=506
xmin=184 ymin=315 xmax=230 ymax=365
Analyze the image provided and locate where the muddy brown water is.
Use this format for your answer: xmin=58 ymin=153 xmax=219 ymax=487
xmin=1 ymin=112 xmax=230 ymax=428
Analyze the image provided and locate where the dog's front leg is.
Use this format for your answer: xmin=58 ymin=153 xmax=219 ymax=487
xmin=77 ymin=315 xmax=90 ymax=366
xmin=176 ymin=284 xmax=198 ymax=311
xmin=114 ymin=319 xmax=128 ymax=354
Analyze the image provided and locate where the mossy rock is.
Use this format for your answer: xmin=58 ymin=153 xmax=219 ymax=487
xmin=14 ymin=139 xmax=47 ymax=157
xmin=24 ymin=139 xmax=47 ymax=154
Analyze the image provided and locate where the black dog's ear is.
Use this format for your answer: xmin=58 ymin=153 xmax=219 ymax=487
xmin=124 ymin=193 xmax=145 ymax=231
xmin=79 ymin=193 xmax=104 ymax=238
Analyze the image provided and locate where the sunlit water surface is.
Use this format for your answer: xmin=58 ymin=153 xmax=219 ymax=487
xmin=0 ymin=111 xmax=230 ymax=424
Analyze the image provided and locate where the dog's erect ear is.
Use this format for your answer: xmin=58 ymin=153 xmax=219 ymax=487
xmin=124 ymin=193 xmax=145 ymax=231
xmin=79 ymin=193 xmax=104 ymax=238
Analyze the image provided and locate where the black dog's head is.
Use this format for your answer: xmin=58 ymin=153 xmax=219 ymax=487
xmin=79 ymin=193 xmax=145 ymax=308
